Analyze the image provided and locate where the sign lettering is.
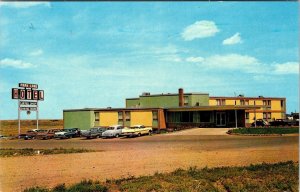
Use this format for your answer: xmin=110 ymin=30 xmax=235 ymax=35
xmin=19 ymin=89 xmax=26 ymax=100
xmin=12 ymin=88 xmax=19 ymax=99
xmin=19 ymin=83 xmax=38 ymax=89
xmin=38 ymin=90 xmax=44 ymax=101
xmin=20 ymin=107 xmax=37 ymax=111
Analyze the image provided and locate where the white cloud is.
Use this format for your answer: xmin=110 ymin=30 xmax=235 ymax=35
xmin=202 ymin=54 xmax=262 ymax=73
xmin=182 ymin=20 xmax=219 ymax=41
xmin=223 ymin=33 xmax=242 ymax=45
xmin=29 ymin=49 xmax=44 ymax=56
xmin=0 ymin=2 xmax=50 ymax=8
xmin=0 ymin=58 xmax=35 ymax=69
xmin=186 ymin=57 xmax=204 ymax=63
xmin=190 ymin=53 xmax=299 ymax=75
xmin=273 ymin=62 xmax=299 ymax=74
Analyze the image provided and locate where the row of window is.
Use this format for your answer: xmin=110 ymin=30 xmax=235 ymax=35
xmin=245 ymin=112 xmax=272 ymax=120
xmin=216 ymin=99 xmax=285 ymax=108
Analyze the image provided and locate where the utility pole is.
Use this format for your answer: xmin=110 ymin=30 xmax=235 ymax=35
xmin=234 ymin=92 xmax=238 ymax=128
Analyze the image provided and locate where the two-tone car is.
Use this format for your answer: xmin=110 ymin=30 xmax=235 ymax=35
xmin=24 ymin=129 xmax=45 ymax=140
xmin=121 ymin=125 xmax=152 ymax=137
xmin=36 ymin=129 xmax=62 ymax=140
xmin=101 ymin=125 xmax=124 ymax=138
xmin=54 ymin=128 xmax=81 ymax=139
xmin=81 ymin=127 xmax=107 ymax=139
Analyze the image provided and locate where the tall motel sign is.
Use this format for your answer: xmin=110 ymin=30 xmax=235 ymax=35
xmin=11 ymin=83 xmax=44 ymax=138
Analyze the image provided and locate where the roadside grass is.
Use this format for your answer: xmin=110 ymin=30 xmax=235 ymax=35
xmin=0 ymin=119 xmax=63 ymax=136
xmin=24 ymin=161 xmax=298 ymax=192
xmin=227 ymin=127 xmax=299 ymax=135
xmin=0 ymin=148 xmax=99 ymax=157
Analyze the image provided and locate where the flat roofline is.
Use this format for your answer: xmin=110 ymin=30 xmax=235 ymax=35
xmin=210 ymin=96 xmax=285 ymax=100
xmin=63 ymin=107 xmax=164 ymax=112
xmin=64 ymin=105 xmax=260 ymax=112
xmin=139 ymin=92 xmax=209 ymax=97
xmin=126 ymin=98 xmax=139 ymax=100
xmin=166 ymin=105 xmax=260 ymax=111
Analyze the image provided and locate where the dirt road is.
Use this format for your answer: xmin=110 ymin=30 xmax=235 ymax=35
xmin=0 ymin=128 xmax=298 ymax=192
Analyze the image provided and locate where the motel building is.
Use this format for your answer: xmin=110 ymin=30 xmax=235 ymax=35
xmin=63 ymin=89 xmax=286 ymax=131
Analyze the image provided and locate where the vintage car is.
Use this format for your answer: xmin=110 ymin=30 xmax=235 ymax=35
xmin=101 ymin=125 xmax=124 ymax=138
xmin=251 ymin=119 xmax=270 ymax=127
xmin=81 ymin=127 xmax=107 ymax=139
xmin=36 ymin=129 xmax=62 ymax=140
xmin=121 ymin=125 xmax=153 ymax=137
xmin=54 ymin=128 xmax=81 ymax=139
xmin=269 ymin=119 xmax=292 ymax=127
xmin=24 ymin=129 xmax=47 ymax=140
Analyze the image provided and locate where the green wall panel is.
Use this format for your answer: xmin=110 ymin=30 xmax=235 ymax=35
xmin=64 ymin=111 xmax=94 ymax=131
xmin=126 ymin=99 xmax=140 ymax=107
xmin=140 ymin=95 xmax=179 ymax=108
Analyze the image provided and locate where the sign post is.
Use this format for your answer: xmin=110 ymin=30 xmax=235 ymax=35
xmin=12 ymin=83 xmax=44 ymax=138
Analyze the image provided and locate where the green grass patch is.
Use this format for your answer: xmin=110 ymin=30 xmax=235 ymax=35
xmin=0 ymin=148 xmax=99 ymax=157
xmin=24 ymin=161 xmax=298 ymax=192
xmin=228 ymin=127 xmax=299 ymax=135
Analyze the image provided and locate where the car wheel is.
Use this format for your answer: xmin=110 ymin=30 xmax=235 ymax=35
xmin=138 ymin=133 xmax=141 ymax=137
xmin=148 ymin=131 xmax=152 ymax=136
xmin=115 ymin=134 xmax=119 ymax=138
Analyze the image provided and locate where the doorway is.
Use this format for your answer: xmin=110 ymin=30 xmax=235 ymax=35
xmin=216 ymin=112 xmax=226 ymax=126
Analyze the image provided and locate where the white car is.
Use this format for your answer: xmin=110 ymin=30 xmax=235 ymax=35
xmin=101 ymin=125 xmax=124 ymax=138
xmin=121 ymin=125 xmax=152 ymax=137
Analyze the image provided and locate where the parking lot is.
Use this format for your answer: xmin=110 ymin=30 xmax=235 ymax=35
xmin=0 ymin=128 xmax=299 ymax=192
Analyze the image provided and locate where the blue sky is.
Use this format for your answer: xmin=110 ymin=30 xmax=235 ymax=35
xmin=0 ymin=2 xmax=299 ymax=119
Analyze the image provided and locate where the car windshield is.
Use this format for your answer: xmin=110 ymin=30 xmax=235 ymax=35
xmin=130 ymin=126 xmax=139 ymax=129
xmin=107 ymin=127 xmax=115 ymax=130
xmin=90 ymin=128 xmax=98 ymax=131
xmin=63 ymin=129 xmax=72 ymax=132
xmin=37 ymin=130 xmax=47 ymax=133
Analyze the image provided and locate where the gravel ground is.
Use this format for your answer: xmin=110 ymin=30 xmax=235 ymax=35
xmin=0 ymin=128 xmax=298 ymax=192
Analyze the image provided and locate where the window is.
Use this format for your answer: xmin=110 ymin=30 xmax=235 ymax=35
xmin=263 ymin=100 xmax=271 ymax=106
xmin=95 ymin=112 xmax=99 ymax=120
xmin=216 ymin=99 xmax=225 ymax=106
xmin=94 ymin=112 xmax=99 ymax=126
xmin=245 ymin=100 xmax=249 ymax=105
xmin=281 ymin=100 xmax=284 ymax=108
xmin=200 ymin=112 xmax=211 ymax=122
xmin=245 ymin=112 xmax=249 ymax=119
xmin=118 ymin=112 xmax=123 ymax=121
xmin=125 ymin=111 xmax=130 ymax=121
xmin=263 ymin=112 xmax=271 ymax=120
xmin=240 ymin=100 xmax=245 ymax=105
xmin=152 ymin=111 xmax=158 ymax=120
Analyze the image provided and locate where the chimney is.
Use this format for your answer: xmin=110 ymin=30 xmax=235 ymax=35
xmin=179 ymin=88 xmax=184 ymax=107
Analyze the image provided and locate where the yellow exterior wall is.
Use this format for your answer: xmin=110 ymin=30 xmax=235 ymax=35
xmin=226 ymin=100 xmax=236 ymax=105
xmin=99 ymin=112 xmax=118 ymax=126
xmin=271 ymin=100 xmax=282 ymax=110
xmin=209 ymin=99 xmax=217 ymax=106
xmin=130 ymin=111 xmax=152 ymax=127
xmin=249 ymin=112 xmax=263 ymax=123
xmin=271 ymin=112 xmax=283 ymax=120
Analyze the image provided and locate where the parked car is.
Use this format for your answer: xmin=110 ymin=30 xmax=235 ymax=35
xmin=24 ymin=129 xmax=48 ymax=140
xmin=101 ymin=125 xmax=124 ymax=138
xmin=269 ymin=119 xmax=292 ymax=127
xmin=81 ymin=127 xmax=107 ymax=139
xmin=251 ymin=119 xmax=270 ymax=127
xmin=121 ymin=125 xmax=153 ymax=137
xmin=36 ymin=129 xmax=62 ymax=140
xmin=54 ymin=128 xmax=81 ymax=139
